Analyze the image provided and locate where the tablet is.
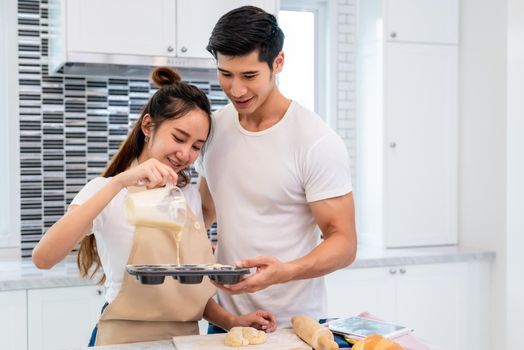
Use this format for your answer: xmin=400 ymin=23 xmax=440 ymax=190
xmin=327 ymin=316 xmax=412 ymax=339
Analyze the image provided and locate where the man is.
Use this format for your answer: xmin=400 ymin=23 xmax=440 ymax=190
xmin=198 ymin=6 xmax=357 ymax=329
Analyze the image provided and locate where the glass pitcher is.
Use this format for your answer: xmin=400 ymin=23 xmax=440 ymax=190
xmin=125 ymin=183 xmax=188 ymax=265
xmin=125 ymin=183 xmax=187 ymax=235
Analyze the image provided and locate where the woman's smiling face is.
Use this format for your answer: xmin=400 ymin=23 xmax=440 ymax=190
xmin=142 ymin=108 xmax=210 ymax=172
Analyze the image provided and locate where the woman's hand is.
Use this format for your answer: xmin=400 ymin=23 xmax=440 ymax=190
xmin=113 ymin=158 xmax=178 ymax=188
xmin=232 ymin=310 xmax=277 ymax=332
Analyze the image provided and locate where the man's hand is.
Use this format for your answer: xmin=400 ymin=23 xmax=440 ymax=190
xmin=232 ymin=310 xmax=277 ymax=332
xmin=214 ymin=256 xmax=295 ymax=294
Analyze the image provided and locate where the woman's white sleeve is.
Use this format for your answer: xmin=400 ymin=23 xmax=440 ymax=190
xmin=69 ymin=177 xmax=110 ymax=234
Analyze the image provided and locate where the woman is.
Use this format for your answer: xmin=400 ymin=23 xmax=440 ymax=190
xmin=32 ymin=67 xmax=276 ymax=346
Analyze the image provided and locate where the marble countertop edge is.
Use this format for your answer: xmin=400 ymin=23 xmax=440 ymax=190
xmin=0 ymin=276 xmax=99 ymax=292
xmin=0 ymin=246 xmax=496 ymax=292
xmin=349 ymin=250 xmax=495 ymax=269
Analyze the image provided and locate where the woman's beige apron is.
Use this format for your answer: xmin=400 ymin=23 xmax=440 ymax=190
xmin=94 ymin=186 xmax=216 ymax=345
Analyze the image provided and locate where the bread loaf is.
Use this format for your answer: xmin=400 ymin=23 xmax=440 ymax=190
xmin=352 ymin=334 xmax=405 ymax=350
xmin=291 ymin=315 xmax=338 ymax=350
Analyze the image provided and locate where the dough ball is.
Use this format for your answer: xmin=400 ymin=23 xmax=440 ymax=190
xmin=242 ymin=326 xmax=267 ymax=345
xmin=224 ymin=326 xmax=268 ymax=347
xmin=225 ymin=327 xmax=249 ymax=347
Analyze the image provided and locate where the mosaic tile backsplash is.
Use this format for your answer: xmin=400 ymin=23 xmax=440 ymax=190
xmin=17 ymin=0 xmax=226 ymax=257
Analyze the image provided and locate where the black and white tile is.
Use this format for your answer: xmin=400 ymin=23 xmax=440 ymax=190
xmin=17 ymin=0 xmax=225 ymax=258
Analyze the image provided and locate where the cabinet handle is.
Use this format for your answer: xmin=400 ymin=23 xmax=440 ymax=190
xmin=389 ymin=268 xmax=397 ymax=275
xmin=96 ymin=289 xmax=103 ymax=296
xmin=180 ymin=46 xmax=188 ymax=53
xmin=167 ymin=46 xmax=174 ymax=52
xmin=389 ymin=142 xmax=397 ymax=148
xmin=399 ymin=268 xmax=406 ymax=274
xmin=390 ymin=32 xmax=397 ymax=39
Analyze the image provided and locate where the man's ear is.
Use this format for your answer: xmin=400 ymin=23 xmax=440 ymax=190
xmin=273 ymin=51 xmax=285 ymax=74
xmin=141 ymin=114 xmax=154 ymax=138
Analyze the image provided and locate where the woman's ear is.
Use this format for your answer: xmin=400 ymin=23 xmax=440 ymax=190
xmin=141 ymin=114 xmax=153 ymax=139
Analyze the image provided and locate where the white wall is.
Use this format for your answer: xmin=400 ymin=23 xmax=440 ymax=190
xmin=459 ymin=0 xmax=507 ymax=347
xmin=459 ymin=0 xmax=507 ymax=254
xmin=0 ymin=0 xmax=8 ymax=237
xmin=335 ymin=0 xmax=356 ymax=177
xmin=506 ymin=0 xmax=524 ymax=346
xmin=460 ymin=0 xmax=524 ymax=348
xmin=0 ymin=0 xmax=20 ymax=257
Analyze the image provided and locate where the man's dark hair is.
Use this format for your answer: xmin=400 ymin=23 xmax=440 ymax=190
xmin=206 ymin=6 xmax=285 ymax=70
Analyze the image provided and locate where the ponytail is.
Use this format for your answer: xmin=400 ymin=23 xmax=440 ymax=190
xmin=77 ymin=235 xmax=105 ymax=283
xmin=103 ymin=66 xmax=184 ymax=178
xmin=77 ymin=66 xmax=212 ymax=283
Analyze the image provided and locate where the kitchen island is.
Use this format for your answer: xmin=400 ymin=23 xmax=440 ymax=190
xmin=0 ymin=246 xmax=494 ymax=350
xmin=72 ymin=328 xmax=321 ymax=350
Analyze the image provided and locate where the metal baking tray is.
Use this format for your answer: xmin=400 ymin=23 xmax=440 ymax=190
xmin=126 ymin=264 xmax=250 ymax=285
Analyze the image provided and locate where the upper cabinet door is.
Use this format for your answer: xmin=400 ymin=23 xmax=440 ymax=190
xmin=176 ymin=0 xmax=277 ymax=59
xmin=384 ymin=42 xmax=458 ymax=247
xmin=385 ymin=0 xmax=459 ymax=44
xmin=67 ymin=0 xmax=176 ymax=56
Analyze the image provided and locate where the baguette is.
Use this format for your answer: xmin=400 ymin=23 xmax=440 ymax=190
xmin=291 ymin=315 xmax=338 ymax=350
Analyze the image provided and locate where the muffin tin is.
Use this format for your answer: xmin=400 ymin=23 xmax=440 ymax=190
xmin=126 ymin=264 xmax=250 ymax=285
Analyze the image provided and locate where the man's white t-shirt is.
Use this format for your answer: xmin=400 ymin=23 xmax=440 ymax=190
xmin=199 ymin=101 xmax=352 ymax=327
xmin=71 ymin=178 xmax=203 ymax=304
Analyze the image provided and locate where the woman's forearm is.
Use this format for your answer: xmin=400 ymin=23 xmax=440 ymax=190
xmin=198 ymin=177 xmax=217 ymax=230
xmin=203 ymin=298 xmax=235 ymax=331
xmin=32 ymin=177 xmax=124 ymax=268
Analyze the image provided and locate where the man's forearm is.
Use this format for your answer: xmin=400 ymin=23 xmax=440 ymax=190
xmin=285 ymin=232 xmax=356 ymax=281
xmin=284 ymin=192 xmax=357 ymax=281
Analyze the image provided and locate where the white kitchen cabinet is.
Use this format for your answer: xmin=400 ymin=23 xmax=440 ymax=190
xmin=384 ymin=43 xmax=457 ymax=247
xmin=358 ymin=0 xmax=458 ymax=45
xmin=177 ymin=0 xmax=278 ymax=59
xmin=356 ymin=0 xmax=458 ymax=247
xmin=0 ymin=290 xmax=27 ymax=350
xmin=394 ymin=263 xmax=466 ymax=350
xmin=325 ymin=261 xmax=490 ymax=350
xmin=385 ymin=0 xmax=459 ymax=44
xmin=27 ymin=285 xmax=105 ymax=350
xmin=325 ymin=266 xmax=396 ymax=321
xmin=66 ymin=0 xmax=176 ymax=57
xmin=49 ymin=0 xmax=278 ymax=73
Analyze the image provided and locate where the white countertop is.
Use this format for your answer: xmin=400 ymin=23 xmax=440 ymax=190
xmin=349 ymin=244 xmax=495 ymax=268
xmin=0 ymin=257 xmax=99 ymax=291
xmin=0 ymin=245 xmax=495 ymax=292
